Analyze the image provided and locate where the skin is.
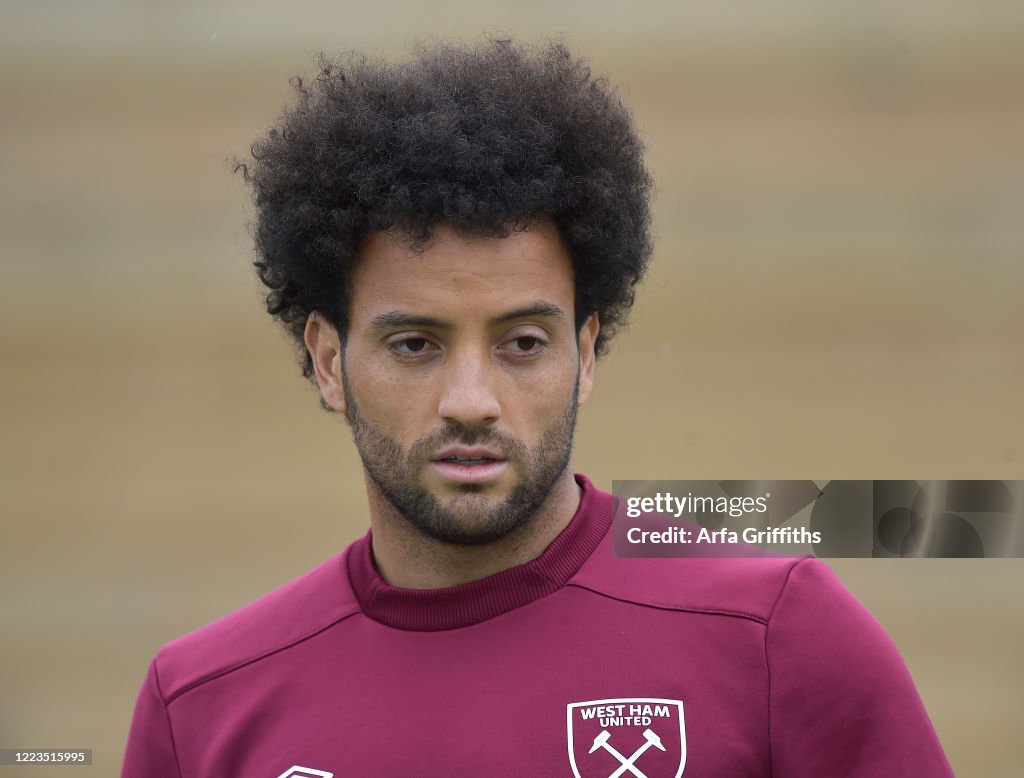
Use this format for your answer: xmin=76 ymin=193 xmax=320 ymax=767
xmin=304 ymin=220 xmax=599 ymax=589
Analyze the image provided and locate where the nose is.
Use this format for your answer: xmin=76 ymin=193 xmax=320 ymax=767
xmin=436 ymin=348 xmax=501 ymax=430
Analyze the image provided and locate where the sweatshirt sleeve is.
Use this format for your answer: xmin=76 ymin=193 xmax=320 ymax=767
xmin=121 ymin=659 xmax=182 ymax=778
xmin=766 ymin=558 xmax=955 ymax=777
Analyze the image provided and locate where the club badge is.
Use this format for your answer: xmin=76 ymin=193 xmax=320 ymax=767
xmin=567 ymin=698 xmax=686 ymax=778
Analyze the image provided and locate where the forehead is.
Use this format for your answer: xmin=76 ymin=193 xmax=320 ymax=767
xmin=348 ymin=222 xmax=576 ymax=322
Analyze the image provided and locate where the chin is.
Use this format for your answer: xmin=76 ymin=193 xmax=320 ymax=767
xmin=426 ymin=520 xmax=529 ymax=548
xmin=430 ymin=477 xmax=514 ymax=500
xmin=424 ymin=497 xmax=532 ymax=547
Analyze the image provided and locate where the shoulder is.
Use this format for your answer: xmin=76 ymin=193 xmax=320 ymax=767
xmin=570 ymin=532 xmax=816 ymax=626
xmin=152 ymin=546 xmax=362 ymax=703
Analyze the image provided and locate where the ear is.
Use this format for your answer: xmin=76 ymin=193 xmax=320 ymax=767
xmin=304 ymin=312 xmax=347 ymax=414
xmin=576 ymin=313 xmax=600 ymax=405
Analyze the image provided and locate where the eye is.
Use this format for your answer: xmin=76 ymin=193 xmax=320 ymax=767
xmin=513 ymin=336 xmax=542 ymax=351
xmin=500 ymin=333 xmax=548 ymax=358
xmin=398 ymin=338 xmax=428 ymax=353
xmin=388 ymin=336 xmax=439 ymax=358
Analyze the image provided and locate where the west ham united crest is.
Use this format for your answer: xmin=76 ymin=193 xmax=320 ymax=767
xmin=567 ymin=698 xmax=686 ymax=778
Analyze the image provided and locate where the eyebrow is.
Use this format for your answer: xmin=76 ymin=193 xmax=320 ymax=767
xmin=368 ymin=300 xmax=568 ymax=331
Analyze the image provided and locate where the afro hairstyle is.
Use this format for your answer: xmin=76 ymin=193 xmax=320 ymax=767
xmin=238 ymin=36 xmax=653 ymax=402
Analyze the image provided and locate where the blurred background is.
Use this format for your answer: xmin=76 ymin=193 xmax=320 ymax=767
xmin=2 ymin=1 xmax=1022 ymax=775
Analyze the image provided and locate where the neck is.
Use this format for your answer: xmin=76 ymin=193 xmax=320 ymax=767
xmin=365 ymin=469 xmax=583 ymax=589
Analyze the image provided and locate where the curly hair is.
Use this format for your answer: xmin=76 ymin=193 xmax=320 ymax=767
xmin=237 ymin=36 xmax=653 ymax=398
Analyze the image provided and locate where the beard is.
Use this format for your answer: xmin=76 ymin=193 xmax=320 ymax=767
xmin=341 ymin=367 xmax=579 ymax=547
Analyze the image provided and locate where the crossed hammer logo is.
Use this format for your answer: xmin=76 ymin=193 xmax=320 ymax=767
xmin=588 ymin=728 xmax=666 ymax=778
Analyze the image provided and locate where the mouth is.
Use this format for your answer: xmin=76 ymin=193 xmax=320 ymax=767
xmin=438 ymin=455 xmax=499 ymax=464
xmin=430 ymin=447 xmax=508 ymax=484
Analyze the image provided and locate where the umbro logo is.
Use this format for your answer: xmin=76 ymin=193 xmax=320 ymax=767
xmin=276 ymin=767 xmax=333 ymax=778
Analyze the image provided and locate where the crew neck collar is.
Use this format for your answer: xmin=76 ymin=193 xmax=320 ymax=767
xmin=346 ymin=473 xmax=613 ymax=631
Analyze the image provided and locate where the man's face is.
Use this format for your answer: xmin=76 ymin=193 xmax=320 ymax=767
xmin=319 ymin=222 xmax=597 ymax=546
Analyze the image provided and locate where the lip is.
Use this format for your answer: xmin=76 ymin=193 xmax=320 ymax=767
xmin=430 ymin=446 xmax=508 ymax=485
xmin=433 ymin=445 xmax=506 ymax=461
xmin=430 ymin=459 xmax=508 ymax=484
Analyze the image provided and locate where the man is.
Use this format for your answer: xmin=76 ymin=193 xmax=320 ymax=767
xmin=122 ymin=38 xmax=954 ymax=777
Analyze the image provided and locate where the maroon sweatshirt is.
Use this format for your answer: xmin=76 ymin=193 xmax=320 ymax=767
xmin=122 ymin=474 xmax=954 ymax=777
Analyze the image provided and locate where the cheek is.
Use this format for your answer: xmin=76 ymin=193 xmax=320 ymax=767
xmin=347 ymin=360 xmax=435 ymax=432
xmin=505 ymin=369 xmax=577 ymax=423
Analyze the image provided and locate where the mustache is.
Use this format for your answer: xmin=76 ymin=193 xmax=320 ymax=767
xmin=409 ymin=423 xmax=527 ymax=461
